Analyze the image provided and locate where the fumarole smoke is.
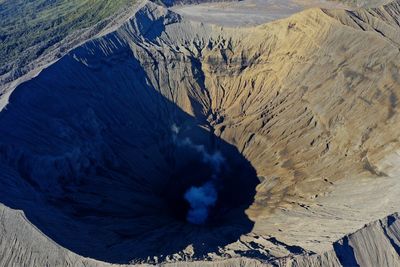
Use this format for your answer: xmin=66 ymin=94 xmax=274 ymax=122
xmin=172 ymin=124 xmax=225 ymax=224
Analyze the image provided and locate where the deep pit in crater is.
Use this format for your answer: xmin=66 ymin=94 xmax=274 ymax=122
xmin=0 ymin=39 xmax=259 ymax=263
xmin=164 ymin=134 xmax=258 ymax=226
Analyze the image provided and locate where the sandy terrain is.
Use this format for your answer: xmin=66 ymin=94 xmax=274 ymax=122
xmin=171 ymin=0 xmax=347 ymax=26
xmin=0 ymin=0 xmax=399 ymax=266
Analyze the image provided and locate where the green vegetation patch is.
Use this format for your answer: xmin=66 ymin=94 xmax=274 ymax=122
xmin=0 ymin=0 xmax=137 ymax=75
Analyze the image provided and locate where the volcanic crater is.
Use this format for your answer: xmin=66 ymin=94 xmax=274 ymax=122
xmin=0 ymin=5 xmax=261 ymax=263
xmin=1 ymin=1 xmax=400 ymax=266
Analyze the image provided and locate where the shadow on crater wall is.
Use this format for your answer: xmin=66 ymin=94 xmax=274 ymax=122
xmin=0 ymin=31 xmax=259 ymax=263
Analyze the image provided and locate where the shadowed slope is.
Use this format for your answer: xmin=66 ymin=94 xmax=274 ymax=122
xmin=0 ymin=10 xmax=259 ymax=263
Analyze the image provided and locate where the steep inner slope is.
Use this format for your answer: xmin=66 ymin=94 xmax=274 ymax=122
xmin=0 ymin=0 xmax=400 ymax=265
xmin=0 ymin=4 xmax=260 ymax=264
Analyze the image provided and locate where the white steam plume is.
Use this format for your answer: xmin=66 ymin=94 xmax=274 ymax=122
xmin=184 ymin=182 xmax=217 ymax=224
xmin=171 ymin=124 xmax=225 ymax=224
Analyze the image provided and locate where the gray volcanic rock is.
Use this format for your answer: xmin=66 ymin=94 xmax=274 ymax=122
xmin=0 ymin=201 xmax=399 ymax=266
xmin=292 ymin=213 xmax=400 ymax=267
xmin=0 ymin=0 xmax=400 ymax=266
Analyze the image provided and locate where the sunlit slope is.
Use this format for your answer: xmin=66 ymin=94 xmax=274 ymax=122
xmin=0 ymin=0 xmax=399 ymax=266
xmin=0 ymin=1 xmax=399 ymax=265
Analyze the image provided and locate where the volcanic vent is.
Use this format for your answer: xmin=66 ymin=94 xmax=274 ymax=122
xmin=0 ymin=4 xmax=260 ymax=264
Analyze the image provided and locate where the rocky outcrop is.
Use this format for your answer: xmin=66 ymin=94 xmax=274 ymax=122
xmin=292 ymin=213 xmax=400 ymax=267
